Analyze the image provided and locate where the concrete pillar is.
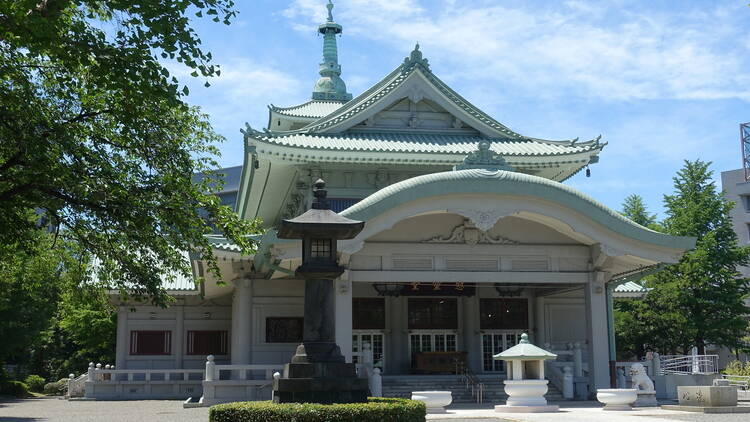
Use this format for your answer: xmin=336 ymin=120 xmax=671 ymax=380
xmin=231 ymin=279 xmax=253 ymax=365
xmin=174 ymin=305 xmax=184 ymax=369
xmin=585 ymin=271 xmax=611 ymax=394
xmin=462 ymin=295 xmax=479 ymax=372
xmin=534 ymin=296 xmax=545 ymax=345
xmin=115 ymin=307 xmax=128 ymax=369
xmin=335 ymin=276 xmax=353 ymax=363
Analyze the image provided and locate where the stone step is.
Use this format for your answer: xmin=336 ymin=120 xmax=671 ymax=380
xmin=382 ymin=377 xmax=564 ymax=404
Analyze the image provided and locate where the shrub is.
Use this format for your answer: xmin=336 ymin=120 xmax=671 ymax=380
xmin=723 ymin=360 xmax=750 ymax=376
xmin=24 ymin=375 xmax=46 ymax=393
xmin=43 ymin=379 xmax=68 ymax=396
xmin=209 ymin=397 xmax=426 ymax=422
xmin=0 ymin=380 xmax=30 ymax=398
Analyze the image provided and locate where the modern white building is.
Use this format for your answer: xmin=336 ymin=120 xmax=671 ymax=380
xmin=722 ymin=168 xmax=750 ymax=279
xmin=98 ymin=3 xmax=696 ymax=402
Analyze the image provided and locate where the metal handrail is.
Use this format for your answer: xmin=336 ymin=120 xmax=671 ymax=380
xmin=659 ymin=354 xmax=718 ymax=375
xmin=455 ymin=360 xmax=484 ymax=403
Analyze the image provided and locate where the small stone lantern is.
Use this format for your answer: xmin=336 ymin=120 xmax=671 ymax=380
xmin=493 ymin=333 xmax=559 ymax=413
xmin=272 ymin=179 xmax=369 ymax=404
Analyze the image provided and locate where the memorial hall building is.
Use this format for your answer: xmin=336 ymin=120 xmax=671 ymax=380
xmin=109 ymin=4 xmax=695 ymax=399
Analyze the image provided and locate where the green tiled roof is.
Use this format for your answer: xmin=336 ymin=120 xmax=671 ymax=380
xmin=270 ymin=100 xmax=347 ymax=119
xmin=340 ymin=169 xmax=696 ymax=251
xmin=251 ymin=132 xmax=603 ymax=157
xmin=614 ymin=281 xmax=648 ymax=293
xmin=494 ymin=333 xmax=557 ymax=360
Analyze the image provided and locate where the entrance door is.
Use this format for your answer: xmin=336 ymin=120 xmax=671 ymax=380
xmin=409 ymin=331 xmax=458 ymax=367
xmin=481 ymin=331 xmax=523 ymax=372
xmin=352 ymin=331 xmax=385 ymax=372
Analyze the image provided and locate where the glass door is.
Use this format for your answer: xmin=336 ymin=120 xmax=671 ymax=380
xmin=409 ymin=331 xmax=458 ymax=368
xmin=481 ymin=331 xmax=523 ymax=372
xmin=352 ymin=331 xmax=385 ymax=373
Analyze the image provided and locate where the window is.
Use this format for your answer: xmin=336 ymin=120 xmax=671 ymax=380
xmin=408 ymin=298 xmax=458 ymax=329
xmin=130 ymin=331 xmax=171 ymax=355
xmin=187 ymin=331 xmax=228 ymax=355
xmin=353 ymin=298 xmax=385 ymax=329
xmin=480 ymin=299 xmax=528 ymax=330
xmin=741 ymin=195 xmax=750 ymax=212
xmin=266 ymin=317 xmax=304 ymax=343
xmin=310 ymin=239 xmax=332 ymax=259
xmin=329 ymin=198 xmax=361 ymax=212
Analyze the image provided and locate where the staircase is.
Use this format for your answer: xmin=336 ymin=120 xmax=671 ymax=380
xmin=382 ymin=375 xmax=565 ymax=404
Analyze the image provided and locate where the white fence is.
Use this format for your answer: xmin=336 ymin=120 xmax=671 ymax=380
xmin=659 ymin=354 xmax=718 ymax=375
xmin=543 ymin=342 xmax=587 ymax=400
xmin=200 ymin=355 xmax=283 ymax=406
xmin=84 ymin=362 xmax=204 ymax=399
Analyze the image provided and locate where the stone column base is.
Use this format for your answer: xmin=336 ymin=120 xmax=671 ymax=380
xmin=272 ymin=362 xmax=368 ymax=404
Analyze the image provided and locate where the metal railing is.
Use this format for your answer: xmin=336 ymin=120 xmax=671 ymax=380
xmin=722 ymin=375 xmax=750 ymax=390
xmin=659 ymin=354 xmax=719 ymax=375
xmin=455 ymin=360 xmax=484 ymax=403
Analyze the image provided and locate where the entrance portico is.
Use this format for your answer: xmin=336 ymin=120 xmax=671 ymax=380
xmin=258 ymin=168 xmax=694 ymax=391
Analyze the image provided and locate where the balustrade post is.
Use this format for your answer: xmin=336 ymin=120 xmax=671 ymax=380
xmin=85 ymin=363 xmax=96 ymax=399
xmin=617 ymin=367 xmax=626 ymax=388
xmin=573 ymin=342 xmax=583 ymax=378
xmin=271 ymin=372 xmax=281 ymax=401
xmin=66 ymin=374 xmax=75 ymax=398
xmin=653 ymin=352 xmax=661 ymax=375
xmin=95 ymin=363 xmax=102 ymax=381
xmin=562 ymin=366 xmax=574 ymax=399
xmin=370 ymin=368 xmax=382 ymax=397
xmin=205 ymin=355 xmax=215 ymax=381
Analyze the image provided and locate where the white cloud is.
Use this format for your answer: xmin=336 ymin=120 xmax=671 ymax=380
xmin=284 ymin=0 xmax=750 ymax=102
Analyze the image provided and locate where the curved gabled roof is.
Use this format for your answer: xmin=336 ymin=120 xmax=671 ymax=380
xmin=251 ymin=132 xmax=603 ymax=156
xmin=270 ymin=100 xmax=347 ymax=119
xmin=340 ymin=169 xmax=695 ymax=251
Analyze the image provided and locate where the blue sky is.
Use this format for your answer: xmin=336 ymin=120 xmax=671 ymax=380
xmin=178 ymin=0 xmax=750 ymax=218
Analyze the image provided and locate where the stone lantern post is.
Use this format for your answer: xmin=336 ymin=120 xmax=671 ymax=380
xmin=493 ymin=333 xmax=560 ymax=413
xmin=272 ymin=179 xmax=369 ymax=404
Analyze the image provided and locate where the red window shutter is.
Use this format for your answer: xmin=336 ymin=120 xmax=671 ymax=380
xmin=187 ymin=331 xmax=228 ymax=355
xmin=129 ymin=331 xmax=171 ymax=355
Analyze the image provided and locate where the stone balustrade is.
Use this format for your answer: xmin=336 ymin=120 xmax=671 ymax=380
xmin=200 ymin=355 xmax=284 ymax=406
xmin=83 ymin=362 xmax=205 ymax=400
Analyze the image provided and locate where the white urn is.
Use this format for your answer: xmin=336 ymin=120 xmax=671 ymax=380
xmin=411 ymin=390 xmax=452 ymax=413
xmin=504 ymin=379 xmax=550 ymax=406
xmin=597 ymin=388 xmax=638 ymax=411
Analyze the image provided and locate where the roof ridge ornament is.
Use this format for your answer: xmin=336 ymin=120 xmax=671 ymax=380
xmin=455 ymin=140 xmax=515 ymax=171
xmin=401 ymin=43 xmax=430 ymax=74
xmin=312 ymin=0 xmax=352 ymax=101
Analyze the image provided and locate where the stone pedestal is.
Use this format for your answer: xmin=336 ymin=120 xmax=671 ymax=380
xmin=273 ymin=361 xmax=368 ymax=404
xmin=677 ymin=385 xmax=737 ymax=407
xmin=660 ymin=385 xmax=749 ymax=414
xmin=272 ymin=280 xmax=369 ymax=404
xmin=634 ymin=390 xmax=658 ymax=407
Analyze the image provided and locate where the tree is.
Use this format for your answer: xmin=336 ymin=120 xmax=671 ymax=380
xmin=0 ymin=1 xmax=260 ymax=306
xmin=638 ymin=160 xmax=750 ymax=354
xmin=0 ymin=223 xmax=70 ymax=370
xmin=620 ymin=194 xmax=659 ymax=229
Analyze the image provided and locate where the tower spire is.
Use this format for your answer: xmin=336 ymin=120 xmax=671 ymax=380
xmin=312 ymin=1 xmax=352 ymax=101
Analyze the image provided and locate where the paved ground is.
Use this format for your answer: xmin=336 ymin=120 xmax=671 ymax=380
xmin=2 ymin=397 xmax=750 ymax=422
xmin=0 ymin=397 xmax=208 ymax=422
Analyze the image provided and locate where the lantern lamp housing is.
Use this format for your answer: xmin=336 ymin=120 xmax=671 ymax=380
xmin=277 ymin=179 xmax=364 ymax=279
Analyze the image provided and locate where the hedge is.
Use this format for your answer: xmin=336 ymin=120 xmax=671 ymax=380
xmin=24 ymin=375 xmax=46 ymax=393
xmin=0 ymin=380 xmax=30 ymax=398
xmin=43 ymin=379 xmax=68 ymax=396
xmin=209 ymin=398 xmax=426 ymax=422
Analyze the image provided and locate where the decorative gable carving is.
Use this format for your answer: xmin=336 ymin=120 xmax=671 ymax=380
xmin=423 ymin=219 xmax=518 ymax=245
xmin=354 ymin=97 xmax=478 ymax=133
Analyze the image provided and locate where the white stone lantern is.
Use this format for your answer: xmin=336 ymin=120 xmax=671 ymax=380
xmin=493 ymin=333 xmax=559 ymax=413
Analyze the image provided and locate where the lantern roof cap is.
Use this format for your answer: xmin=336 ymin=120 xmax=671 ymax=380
xmin=277 ymin=179 xmax=364 ymax=239
xmin=493 ymin=333 xmax=557 ymax=361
